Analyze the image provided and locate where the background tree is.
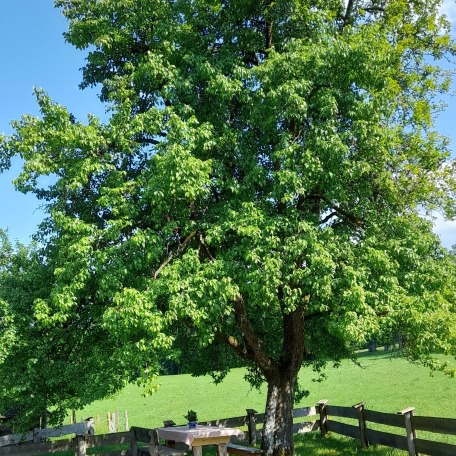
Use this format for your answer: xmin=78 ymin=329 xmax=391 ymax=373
xmin=1 ymin=1 xmax=456 ymax=454
xmin=0 ymin=231 xmax=161 ymax=430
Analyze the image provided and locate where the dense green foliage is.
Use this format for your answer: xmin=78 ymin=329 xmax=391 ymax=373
xmin=0 ymin=232 xmax=140 ymax=428
xmin=1 ymin=0 xmax=456 ymax=453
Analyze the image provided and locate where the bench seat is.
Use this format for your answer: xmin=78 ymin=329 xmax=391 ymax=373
xmin=226 ymin=443 xmax=263 ymax=456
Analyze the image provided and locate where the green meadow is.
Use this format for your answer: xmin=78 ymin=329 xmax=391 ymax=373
xmin=75 ymin=351 xmax=456 ymax=455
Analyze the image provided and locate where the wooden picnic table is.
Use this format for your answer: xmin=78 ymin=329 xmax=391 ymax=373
xmin=157 ymin=425 xmax=244 ymax=456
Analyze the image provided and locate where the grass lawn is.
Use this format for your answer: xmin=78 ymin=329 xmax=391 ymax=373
xmin=74 ymin=350 xmax=456 ymax=454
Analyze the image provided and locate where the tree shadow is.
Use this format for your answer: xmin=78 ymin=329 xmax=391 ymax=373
xmin=294 ymin=432 xmax=404 ymax=455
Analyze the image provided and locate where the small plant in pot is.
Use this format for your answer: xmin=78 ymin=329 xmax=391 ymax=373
xmin=184 ymin=410 xmax=198 ymax=428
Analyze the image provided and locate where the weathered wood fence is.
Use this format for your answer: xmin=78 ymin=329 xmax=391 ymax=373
xmin=315 ymin=400 xmax=456 ymax=456
xmin=0 ymin=418 xmax=94 ymax=448
xmin=0 ymin=431 xmax=130 ymax=456
xmin=1 ymin=403 xmax=456 ymax=455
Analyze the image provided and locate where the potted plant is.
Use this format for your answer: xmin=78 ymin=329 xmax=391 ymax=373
xmin=184 ymin=410 xmax=198 ymax=428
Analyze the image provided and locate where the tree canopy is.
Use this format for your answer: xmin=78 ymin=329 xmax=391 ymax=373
xmin=1 ymin=1 xmax=456 ymax=454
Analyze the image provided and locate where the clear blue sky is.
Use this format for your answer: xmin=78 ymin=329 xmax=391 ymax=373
xmin=0 ymin=1 xmax=455 ymax=248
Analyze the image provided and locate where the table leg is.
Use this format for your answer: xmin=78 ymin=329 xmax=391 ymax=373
xmin=192 ymin=446 xmax=203 ymax=456
xmin=217 ymin=443 xmax=228 ymax=456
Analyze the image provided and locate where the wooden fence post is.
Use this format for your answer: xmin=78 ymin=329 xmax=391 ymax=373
xmin=107 ymin=412 xmax=117 ymax=433
xmin=125 ymin=411 xmax=129 ymax=431
xmin=130 ymin=428 xmax=139 ymax=456
xmin=75 ymin=435 xmax=87 ymax=456
xmin=352 ymin=402 xmax=368 ymax=449
xmin=246 ymin=409 xmax=258 ymax=445
xmin=398 ymin=407 xmax=418 ymax=456
xmin=32 ymin=428 xmax=40 ymax=443
xmin=85 ymin=417 xmax=95 ymax=436
xmin=316 ymin=400 xmax=328 ymax=437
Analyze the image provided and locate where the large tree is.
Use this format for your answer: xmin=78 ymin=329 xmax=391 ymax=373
xmin=1 ymin=0 xmax=456 ymax=454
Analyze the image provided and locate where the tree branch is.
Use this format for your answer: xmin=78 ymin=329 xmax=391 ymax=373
xmin=344 ymin=0 xmax=355 ymax=26
xmin=135 ymin=137 xmax=161 ymax=145
xmin=233 ymin=295 xmax=273 ymax=375
xmin=332 ymin=204 xmax=365 ymax=228
xmin=215 ymin=331 xmax=253 ymax=361
xmin=153 ymin=230 xmax=197 ymax=279
xmin=319 ymin=211 xmax=338 ymax=226
xmin=321 ymin=197 xmax=365 ymax=228
xmin=198 ymin=232 xmax=215 ymax=261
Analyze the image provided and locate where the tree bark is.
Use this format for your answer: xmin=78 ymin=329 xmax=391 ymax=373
xmin=262 ymin=370 xmax=297 ymax=456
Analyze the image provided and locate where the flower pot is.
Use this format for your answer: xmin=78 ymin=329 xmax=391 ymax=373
xmin=188 ymin=421 xmax=197 ymax=428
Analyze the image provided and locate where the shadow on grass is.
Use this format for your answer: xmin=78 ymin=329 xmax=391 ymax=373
xmin=354 ymin=349 xmax=403 ymax=362
xmin=200 ymin=433 xmax=404 ymax=456
xmin=294 ymin=433 xmax=404 ymax=455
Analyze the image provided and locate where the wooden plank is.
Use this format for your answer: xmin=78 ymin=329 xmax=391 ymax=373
xmin=226 ymin=443 xmax=263 ymax=455
xmin=365 ymin=428 xmax=409 ymax=451
xmin=0 ymin=440 xmax=75 ymax=456
xmin=415 ymin=438 xmax=456 ymax=456
xmin=352 ymin=403 xmax=368 ymax=449
xmin=292 ymin=421 xmax=319 ymax=434
xmin=0 ymin=421 xmax=94 ymax=449
xmin=230 ymin=436 xmax=248 ymax=444
xmin=206 ymin=417 xmax=246 ymax=428
xmin=293 ymin=407 xmax=317 ymax=418
xmin=327 ymin=421 xmax=359 ymax=439
xmin=89 ymin=452 xmax=130 ymax=456
xmin=326 ymin=406 xmax=358 ymax=420
xmin=36 ymin=421 xmax=92 ymax=439
xmin=130 ymin=427 xmax=152 ymax=444
xmin=254 ymin=414 xmax=265 ymax=426
xmin=364 ymin=410 xmax=405 ymax=428
xmin=0 ymin=432 xmax=33 ymax=447
xmin=192 ymin=436 xmax=231 ymax=446
xmin=413 ymin=415 xmax=456 ymax=435
xmin=86 ymin=431 xmax=131 ymax=447
xmin=400 ymin=407 xmax=417 ymax=456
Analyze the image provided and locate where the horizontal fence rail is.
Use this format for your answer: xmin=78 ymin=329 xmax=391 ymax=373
xmin=0 ymin=418 xmax=94 ymax=448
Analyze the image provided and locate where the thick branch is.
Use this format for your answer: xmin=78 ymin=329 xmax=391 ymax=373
xmin=281 ymin=306 xmax=306 ymax=375
xmin=215 ymin=331 xmax=254 ymax=361
xmin=233 ymin=295 xmax=273 ymax=375
xmin=344 ymin=0 xmax=355 ymax=26
xmin=319 ymin=211 xmax=338 ymax=226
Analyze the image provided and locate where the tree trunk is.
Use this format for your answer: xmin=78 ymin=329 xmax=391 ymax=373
xmin=261 ymin=371 xmax=297 ymax=456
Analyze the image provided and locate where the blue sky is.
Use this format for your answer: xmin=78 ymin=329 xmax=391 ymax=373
xmin=0 ymin=1 xmax=455 ymax=248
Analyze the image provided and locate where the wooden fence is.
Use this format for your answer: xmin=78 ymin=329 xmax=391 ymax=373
xmin=0 ymin=431 xmax=130 ymax=456
xmin=0 ymin=418 xmax=94 ymax=448
xmin=317 ymin=400 xmax=456 ymax=456
xmin=1 ymin=403 xmax=456 ymax=455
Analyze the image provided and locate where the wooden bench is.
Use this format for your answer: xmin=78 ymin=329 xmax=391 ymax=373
xmin=226 ymin=442 xmax=263 ymax=456
xmin=130 ymin=426 xmax=188 ymax=456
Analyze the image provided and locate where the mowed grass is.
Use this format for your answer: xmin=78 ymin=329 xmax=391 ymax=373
xmin=75 ymin=350 xmax=456 ymax=455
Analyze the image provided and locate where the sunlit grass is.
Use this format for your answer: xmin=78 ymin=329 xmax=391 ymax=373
xmin=73 ymin=350 xmax=456 ymax=454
